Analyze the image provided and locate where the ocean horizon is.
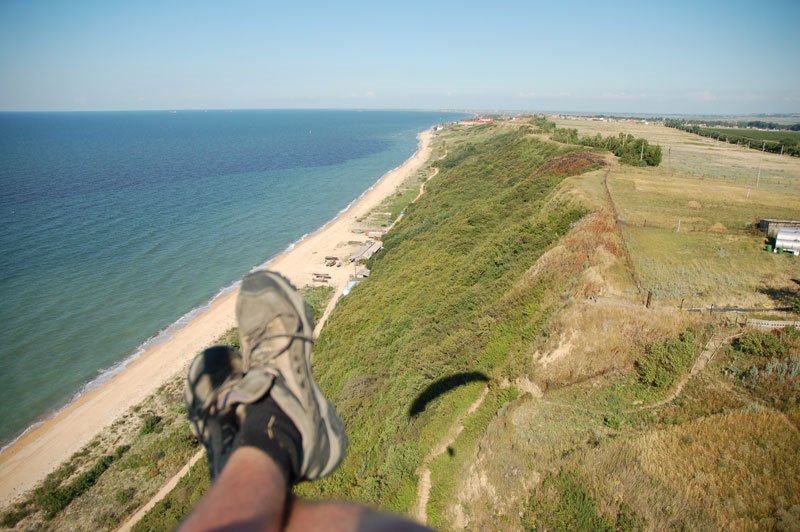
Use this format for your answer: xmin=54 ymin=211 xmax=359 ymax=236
xmin=0 ymin=109 xmax=466 ymax=445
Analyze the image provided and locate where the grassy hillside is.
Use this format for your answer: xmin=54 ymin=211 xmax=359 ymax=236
xmin=297 ymin=128 xmax=596 ymax=511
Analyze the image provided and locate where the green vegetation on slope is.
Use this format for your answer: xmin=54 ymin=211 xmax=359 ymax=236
xmin=132 ymin=457 xmax=210 ymax=532
xmin=296 ymin=128 xmax=594 ymax=512
xmin=427 ymin=385 xmax=519 ymax=529
xmin=553 ymin=128 xmax=663 ymax=166
xmin=299 ymin=285 xmax=336 ymax=323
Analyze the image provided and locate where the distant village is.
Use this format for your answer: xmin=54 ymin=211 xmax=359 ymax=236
xmin=452 ymin=114 xmax=656 ymax=127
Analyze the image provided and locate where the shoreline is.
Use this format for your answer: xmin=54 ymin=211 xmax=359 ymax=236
xmin=0 ymin=128 xmax=434 ymax=503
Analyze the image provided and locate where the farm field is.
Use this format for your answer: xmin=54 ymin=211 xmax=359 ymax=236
xmin=554 ymin=118 xmax=800 ymax=309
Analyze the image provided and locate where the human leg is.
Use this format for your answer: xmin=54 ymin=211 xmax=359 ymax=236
xmin=182 ymin=270 xmax=430 ymax=531
xmin=285 ymin=497 xmax=432 ymax=532
xmin=180 ymin=447 xmax=287 ymax=532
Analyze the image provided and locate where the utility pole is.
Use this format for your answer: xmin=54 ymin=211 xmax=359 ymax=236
xmin=756 ymin=164 xmax=762 ymax=189
xmin=640 ymin=141 xmax=645 ymax=162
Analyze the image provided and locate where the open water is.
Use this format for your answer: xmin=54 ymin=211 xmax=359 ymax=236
xmin=0 ymin=109 xmax=465 ymax=444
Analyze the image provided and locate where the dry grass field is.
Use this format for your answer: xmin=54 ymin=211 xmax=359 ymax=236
xmin=440 ymin=119 xmax=800 ymax=531
xmin=554 ymin=118 xmax=800 ymax=309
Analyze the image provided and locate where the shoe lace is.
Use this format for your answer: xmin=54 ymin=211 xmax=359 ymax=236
xmin=245 ymin=314 xmax=315 ymax=369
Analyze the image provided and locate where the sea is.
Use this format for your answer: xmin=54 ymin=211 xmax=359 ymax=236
xmin=0 ymin=109 xmax=466 ymax=446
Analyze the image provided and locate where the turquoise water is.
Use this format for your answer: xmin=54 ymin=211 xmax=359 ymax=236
xmin=0 ymin=109 xmax=465 ymax=444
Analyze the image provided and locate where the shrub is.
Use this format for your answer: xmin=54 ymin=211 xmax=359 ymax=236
xmin=139 ymin=414 xmax=163 ymax=435
xmin=33 ymin=445 xmax=130 ymax=518
xmin=635 ymin=330 xmax=699 ymax=389
xmin=114 ymin=487 xmax=136 ymax=504
xmin=1 ymin=504 xmax=32 ymax=528
xmin=299 ymin=285 xmax=336 ymax=323
xmin=734 ymin=330 xmax=787 ymax=358
xmin=529 ymin=471 xmax=615 ymax=531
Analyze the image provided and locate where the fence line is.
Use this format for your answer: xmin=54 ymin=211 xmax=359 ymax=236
xmin=746 ymin=319 xmax=800 ymax=330
xmin=604 ymin=169 xmax=641 ymax=294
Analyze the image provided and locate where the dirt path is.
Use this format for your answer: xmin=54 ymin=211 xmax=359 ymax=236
xmin=627 ymin=331 xmax=740 ymax=413
xmin=390 ymin=151 xmax=444 ymax=229
xmin=413 ymin=166 xmax=438 ymax=203
xmin=116 ymin=449 xmax=204 ymax=532
xmin=413 ymin=386 xmax=489 ymax=525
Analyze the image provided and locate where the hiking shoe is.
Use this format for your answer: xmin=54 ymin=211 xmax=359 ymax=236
xmin=186 ymin=345 xmax=284 ymax=480
xmin=185 ymin=345 xmax=245 ymax=479
xmin=236 ymin=270 xmax=347 ymax=481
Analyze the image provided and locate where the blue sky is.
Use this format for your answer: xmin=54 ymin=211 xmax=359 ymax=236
xmin=1 ymin=0 xmax=798 ymax=114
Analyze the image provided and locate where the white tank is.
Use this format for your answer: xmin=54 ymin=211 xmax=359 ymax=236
xmin=775 ymin=227 xmax=800 ymax=253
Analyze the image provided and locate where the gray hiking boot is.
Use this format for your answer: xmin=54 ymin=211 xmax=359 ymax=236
xmin=184 ymin=345 xmax=244 ymax=479
xmin=185 ymin=345 xmax=286 ymax=480
xmin=235 ymin=270 xmax=347 ymax=481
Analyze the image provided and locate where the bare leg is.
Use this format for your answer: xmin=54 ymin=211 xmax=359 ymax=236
xmin=182 ymin=447 xmax=430 ymax=532
xmin=180 ymin=447 xmax=287 ymax=532
xmin=285 ymin=498 xmax=431 ymax=532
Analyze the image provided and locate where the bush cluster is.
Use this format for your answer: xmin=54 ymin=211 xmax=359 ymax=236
xmin=551 ymin=127 xmax=662 ymax=166
xmin=30 ymin=445 xmax=130 ymax=520
xmin=665 ymin=120 xmax=800 ymax=156
xmin=635 ymin=330 xmax=699 ymax=389
xmin=734 ymin=330 xmax=787 ymax=358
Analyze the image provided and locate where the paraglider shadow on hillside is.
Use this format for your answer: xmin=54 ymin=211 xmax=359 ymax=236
xmin=409 ymin=372 xmax=490 ymax=417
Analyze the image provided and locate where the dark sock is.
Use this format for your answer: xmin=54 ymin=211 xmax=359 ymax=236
xmin=233 ymin=396 xmax=303 ymax=486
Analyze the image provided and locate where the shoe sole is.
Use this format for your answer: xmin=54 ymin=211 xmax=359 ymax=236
xmin=184 ymin=345 xmax=243 ymax=478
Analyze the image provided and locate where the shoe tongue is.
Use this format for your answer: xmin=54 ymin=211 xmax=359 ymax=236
xmin=219 ymin=371 xmax=275 ymax=408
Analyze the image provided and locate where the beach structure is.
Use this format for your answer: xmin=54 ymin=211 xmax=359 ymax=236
xmin=312 ymin=272 xmax=332 ymax=283
xmin=365 ymin=229 xmax=386 ymax=240
xmin=349 ymin=240 xmax=382 ymax=262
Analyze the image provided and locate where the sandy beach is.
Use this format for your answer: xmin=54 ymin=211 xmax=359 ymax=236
xmin=0 ymin=129 xmax=433 ymax=503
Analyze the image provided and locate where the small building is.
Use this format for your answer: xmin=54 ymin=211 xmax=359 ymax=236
xmin=774 ymin=227 xmax=800 ymax=255
xmin=759 ymin=218 xmax=800 ymax=238
xmin=348 ymin=240 xmax=383 ymax=262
